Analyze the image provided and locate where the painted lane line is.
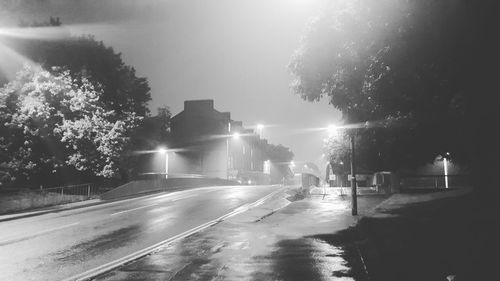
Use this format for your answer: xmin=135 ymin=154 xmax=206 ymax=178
xmin=170 ymin=194 xmax=198 ymax=202
xmin=0 ymin=222 xmax=80 ymax=246
xmin=109 ymin=204 xmax=158 ymax=216
xmin=61 ymin=187 xmax=285 ymax=281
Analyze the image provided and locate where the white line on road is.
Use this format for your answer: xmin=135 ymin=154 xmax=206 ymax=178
xmin=0 ymin=222 xmax=80 ymax=246
xmin=109 ymin=203 xmax=158 ymax=216
xmin=61 ymin=187 xmax=285 ymax=281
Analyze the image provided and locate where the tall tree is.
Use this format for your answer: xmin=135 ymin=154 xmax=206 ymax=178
xmin=2 ymin=18 xmax=151 ymax=117
xmin=0 ymin=64 xmax=140 ymax=187
xmin=289 ymin=0 xmax=498 ymax=194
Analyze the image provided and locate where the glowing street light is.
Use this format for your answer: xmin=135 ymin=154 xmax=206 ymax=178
xmin=327 ymin=124 xmax=338 ymax=137
xmin=232 ymin=132 xmax=240 ymax=140
xmin=256 ymin=124 xmax=264 ymax=138
xmin=443 ymin=152 xmax=450 ymax=189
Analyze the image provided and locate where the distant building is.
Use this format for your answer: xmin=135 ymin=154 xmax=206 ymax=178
xmin=169 ymin=99 xmax=269 ymax=183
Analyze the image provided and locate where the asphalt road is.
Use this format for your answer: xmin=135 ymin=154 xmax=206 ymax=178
xmin=0 ymin=185 xmax=283 ymax=281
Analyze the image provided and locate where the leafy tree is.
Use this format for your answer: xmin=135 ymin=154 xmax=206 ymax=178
xmin=2 ymin=18 xmax=151 ymax=117
xmin=264 ymin=143 xmax=294 ymax=183
xmin=324 ymin=132 xmax=350 ymax=174
xmin=119 ymin=106 xmax=171 ymax=180
xmin=0 ymin=64 xmax=140 ymax=187
xmin=289 ymin=0 xmax=498 ymax=193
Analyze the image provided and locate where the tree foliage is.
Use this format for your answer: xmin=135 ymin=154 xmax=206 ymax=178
xmin=3 ymin=18 xmax=151 ymax=117
xmin=324 ymin=132 xmax=350 ymax=174
xmin=289 ymin=0 xmax=497 ymax=180
xmin=120 ymin=106 xmax=172 ymax=180
xmin=264 ymin=143 xmax=294 ymax=183
xmin=0 ymin=64 xmax=140 ymax=186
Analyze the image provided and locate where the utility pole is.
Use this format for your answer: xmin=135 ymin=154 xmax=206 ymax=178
xmin=350 ymin=131 xmax=358 ymax=215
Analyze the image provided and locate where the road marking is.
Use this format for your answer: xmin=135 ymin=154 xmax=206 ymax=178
xmin=0 ymin=222 xmax=80 ymax=246
xmin=171 ymin=194 xmax=198 ymax=202
xmin=109 ymin=204 xmax=158 ymax=216
xmin=61 ymin=187 xmax=285 ymax=281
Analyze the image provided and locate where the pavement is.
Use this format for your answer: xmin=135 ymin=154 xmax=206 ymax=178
xmin=94 ymin=187 xmax=389 ymax=281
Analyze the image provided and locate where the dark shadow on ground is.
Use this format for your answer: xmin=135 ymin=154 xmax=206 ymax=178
xmin=296 ymin=194 xmax=500 ymax=281
xmin=257 ymin=236 xmax=367 ymax=281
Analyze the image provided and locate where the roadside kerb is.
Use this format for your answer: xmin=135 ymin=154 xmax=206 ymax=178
xmin=60 ymin=187 xmax=286 ymax=281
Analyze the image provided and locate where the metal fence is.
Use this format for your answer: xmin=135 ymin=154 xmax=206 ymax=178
xmin=39 ymin=183 xmax=97 ymax=199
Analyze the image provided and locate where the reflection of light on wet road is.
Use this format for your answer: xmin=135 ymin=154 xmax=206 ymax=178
xmin=110 ymin=203 xmax=158 ymax=216
xmin=0 ymin=222 xmax=80 ymax=246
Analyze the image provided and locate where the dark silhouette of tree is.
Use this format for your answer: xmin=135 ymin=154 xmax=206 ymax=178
xmin=120 ymin=106 xmax=172 ymax=181
xmin=289 ymin=0 xmax=498 ymax=194
xmin=3 ymin=18 xmax=151 ymax=117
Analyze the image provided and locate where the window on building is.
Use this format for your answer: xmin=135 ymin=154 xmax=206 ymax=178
xmin=242 ymin=145 xmax=246 ymax=155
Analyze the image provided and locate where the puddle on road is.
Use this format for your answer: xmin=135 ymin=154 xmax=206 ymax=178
xmin=259 ymin=237 xmax=355 ymax=281
xmin=51 ymin=224 xmax=142 ymax=264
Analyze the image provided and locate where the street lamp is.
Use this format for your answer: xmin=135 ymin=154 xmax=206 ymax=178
xmin=158 ymin=147 xmax=169 ymax=179
xmin=257 ymin=124 xmax=264 ymax=138
xmin=326 ymin=124 xmax=357 ymax=215
xmin=443 ymin=152 xmax=450 ymax=189
xmin=226 ymin=132 xmax=241 ymax=179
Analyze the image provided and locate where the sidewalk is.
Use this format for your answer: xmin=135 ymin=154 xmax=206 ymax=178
xmin=95 ymin=188 xmax=389 ymax=281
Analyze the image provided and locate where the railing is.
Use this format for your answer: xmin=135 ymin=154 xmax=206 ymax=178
xmin=39 ymin=183 xmax=97 ymax=199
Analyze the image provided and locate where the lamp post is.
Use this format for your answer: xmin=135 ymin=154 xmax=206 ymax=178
xmin=443 ymin=152 xmax=450 ymax=189
xmin=257 ymin=124 xmax=264 ymax=138
xmin=326 ymin=124 xmax=357 ymax=216
xmin=349 ymin=132 xmax=357 ymax=215
xmin=226 ymin=132 xmax=240 ymax=179
xmin=158 ymin=147 xmax=169 ymax=179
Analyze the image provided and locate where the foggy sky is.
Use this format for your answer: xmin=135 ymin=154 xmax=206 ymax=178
xmin=0 ymin=0 xmax=342 ymax=168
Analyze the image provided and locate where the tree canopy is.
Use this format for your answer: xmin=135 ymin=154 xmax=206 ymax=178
xmin=2 ymin=18 xmax=151 ymax=117
xmin=0 ymin=64 xmax=140 ymax=187
xmin=289 ymin=0 xmax=498 ymax=189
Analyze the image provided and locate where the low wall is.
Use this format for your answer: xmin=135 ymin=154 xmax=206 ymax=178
xmin=0 ymin=191 xmax=87 ymax=214
xmin=100 ymin=177 xmax=239 ymax=200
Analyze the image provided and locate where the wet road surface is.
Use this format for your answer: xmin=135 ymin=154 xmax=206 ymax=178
xmin=95 ymin=192 xmax=388 ymax=281
xmin=0 ymin=185 xmax=282 ymax=281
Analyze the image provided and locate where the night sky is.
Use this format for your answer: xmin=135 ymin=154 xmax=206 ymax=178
xmin=0 ymin=0 xmax=342 ymax=168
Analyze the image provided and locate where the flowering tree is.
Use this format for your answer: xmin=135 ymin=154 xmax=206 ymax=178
xmin=0 ymin=64 xmax=140 ymax=186
xmin=323 ymin=132 xmax=350 ymax=175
